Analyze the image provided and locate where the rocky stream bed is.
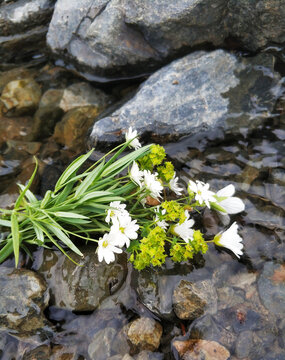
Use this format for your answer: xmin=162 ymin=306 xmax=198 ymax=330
xmin=0 ymin=1 xmax=285 ymax=359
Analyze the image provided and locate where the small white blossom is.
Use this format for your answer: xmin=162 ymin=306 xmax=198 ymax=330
xmin=130 ymin=161 xmax=143 ymax=187
xmin=111 ymin=215 xmax=139 ymax=248
xmin=125 ymin=127 xmax=141 ymax=150
xmin=105 ymin=201 xmax=128 ymax=224
xmin=188 ymin=180 xmax=216 ymax=208
xmin=154 ymin=207 xmax=168 ymax=230
xmin=169 ymin=172 xmax=183 ymax=196
xmin=143 ymin=170 xmax=163 ymax=200
xmin=215 ymin=184 xmax=245 ymax=214
xmin=97 ymin=233 xmax=122 ymax=264
xmin=173 ymin=211 xmax=195 ymax=243
xmin=214 ymin=222 xmax=243 ymax=258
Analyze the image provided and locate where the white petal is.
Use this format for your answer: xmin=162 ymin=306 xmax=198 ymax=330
xmin=219 ymin=197 xmax=245 ymax=214
xmin=217 ymin=184 xmax=235 ymax=197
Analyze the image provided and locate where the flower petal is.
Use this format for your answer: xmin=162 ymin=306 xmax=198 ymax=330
xmin=219 ymin=197 xmax=245 ymax=214
xmin=217 ymin=184 xmax=235 ymax=197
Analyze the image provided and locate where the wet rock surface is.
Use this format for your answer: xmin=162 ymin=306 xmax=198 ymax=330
xmin=127 ymin=317 xmax=163 ymax=352
xmin=33 ymin=247 xmax=128 ymax=311
xmin=47 ymin=0 xmax=285 ymax=78
xmin=89 ymin=50 xmax=281 ymax=147
xmin=0 ymin=267 xmax=50 ymax=334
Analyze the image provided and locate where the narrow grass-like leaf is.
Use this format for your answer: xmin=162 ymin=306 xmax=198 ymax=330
xmin=32 ymin=220 xmax=45 ymax=243
xmin=0 ymin=240 xmax=14 ymax=263
xmin=40 ymin=190 xmax=52 ymax=209
xmin=18 ymin=185 xmax=37 ymax=204
xmin=46 ymin=224 xmax=83 ymax=257
xmin=89 ymin=196 xmax=125 ymax=203
xmin=55 ymin=149 xmax=93 ymax=191
xmin=75 ymin=161 xmax=105 ymax=197
xmin=77 ymin=191 xmax=114 ymax=204
xmin=54 ymin=212 xmax=89 ymax=219
xmin=11 ymin=212 xmax=20 ymax=267
xmin=15 ymin=158 xmax=38 ymax=209
xmin=54 ymin=181 xmax=75 ymax=206
xmin=0 ymin=219 xmax=12 ymax=227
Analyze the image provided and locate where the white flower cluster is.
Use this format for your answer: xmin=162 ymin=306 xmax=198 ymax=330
xmin=97 ymin=201 xmax=139 ymax=264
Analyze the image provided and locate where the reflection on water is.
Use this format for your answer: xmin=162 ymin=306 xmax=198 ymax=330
xmin=0 ymin=104 xmax=285 ymax=359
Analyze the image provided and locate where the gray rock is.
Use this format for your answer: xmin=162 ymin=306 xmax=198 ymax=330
xmin=33 ymin=247 xmax=128 ymax=311
xmin=135 ymin=351 xmax=164 ymax=360
xmin=127 ymin=317 xmax=163 ymax=352
xmin=257 ymin=261 xmax=285 ymax=317
xmin=47 ymin=0 xmax=285 ymax=79
xmin=88 ymin=327 xmax=117 ymax=360
xmin=0 ymin=0 xmax=54 ymax=64
xmin=235 ymin=330 xmax=253 ymax=359
xmin=173 ymin=279 xmax=217 ymax=320
xmin=0 ymin=267 xmax=50 ymax=334
xmin=89 ymin=51 xmax=281 ymax=147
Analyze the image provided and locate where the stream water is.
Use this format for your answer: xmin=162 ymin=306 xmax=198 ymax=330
xmin=0 ymin=58 xmax=284 ymax=359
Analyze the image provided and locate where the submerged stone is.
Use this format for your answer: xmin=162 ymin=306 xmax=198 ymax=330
xmin=89 ymin=51 xmax=281 ymax=147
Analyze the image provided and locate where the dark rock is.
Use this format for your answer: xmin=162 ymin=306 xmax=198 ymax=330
xmin=89 ymin=51 xmax=281 ymax=147
xmin=127 ymin=317 xmax=163 ymax=352
xmin=257 ymin=261 xmax=285 ymax=317
xmin=33 ymin=247 xmax=128 ymax=311
xmin=47 ymin=0 xmax=285 ymax=79
xmin=0 ymin=267 xmax=50 ymax=334
xmin=0 ymin=0 xmax=54 ymax=64
xmin=0 ymin=79 xmax=42 ymax=116
xmin=0 ymin=115 xmax=34 ymax=146
xmin=172 ymin=339 xmax=230 ymax=360
xmin=173 ymin=279 xmax=217 ymax=320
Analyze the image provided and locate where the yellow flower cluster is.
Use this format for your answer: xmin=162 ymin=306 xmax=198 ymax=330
xmin=192 ymin=230 xmax=208 ymax=254
xmin=139 ymin=144 xmax=166 ymax=170
xmin=157 ymin=161 xmax=175 ymax=182
xmin=170 ymin=241 xmax=194 ymax=262
xmin=161 ymin=200 xmax=186 ymax=223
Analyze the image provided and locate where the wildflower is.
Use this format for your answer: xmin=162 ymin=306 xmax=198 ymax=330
xmin=111 ymin=215 xmax=139 ymax=248
xmin=125 ymin=127 xmax=141 ymax=150
xmin=154 ymin=207 xmax=168 ymax=230
xmin=105 ymin=201 xmax=128 ymax=224
xmin=143 ymin=170 xmax=163 ymax=200
xmin=173 ymin=211 xmax=195 ymax=243
xmin=188 ymin=180 xmax=216 ymax=208
xmin=169 ymin=172 xmax=183 ymax=196
xmin=213 ymin=222 xmax=243 ymax=258
xmin=215 ymin=184 xmax=245 ymax=214
xmin=97 ymin=233 xmax=122 ymax=264
xmin=130 ymin=161 xmax=143 ymax=187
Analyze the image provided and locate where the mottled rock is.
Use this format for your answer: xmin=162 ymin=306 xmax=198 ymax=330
xmin=257 ymin=262 xmax=285 ymax=317
xmin=173 ymin=279 xmax=217 ymax=320
xmin=0 ymin=79 xmax=41 ymax=116
xmin=54 ymin=106 xmax=105 ymax=152
xmin=0 ymin=67 xmax=36 ymax=93
xmin=47 ymin=0 xmax=285 ymax=79
xmin=0 ymin=0 xmax=54 ymax=64
xmin=88 ymin=327 xmax=117 ymax=360
xmin=89 ymin=51 xmax=281 ymax=147
xmin=0 ymin=267 xmax=50 ymax=334
xmin=0 ymin=115 xmax=34 ymax=146
xmin=127 ymin=317 xmax=163 ymax=352
xmin=173 ymin=339 xmax=230 ymax=360
xmin=59 ymin=82 xmax=111 ymax=113
xmin=135 ymin=351 xmax=164 ymax=360
xmin=33 ymin=247 xmax=128 ymax=311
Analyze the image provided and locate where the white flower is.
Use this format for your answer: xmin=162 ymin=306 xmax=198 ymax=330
xmin=105 ymin=201 xmax=128 ymax=224
xmin=130 ymin=161 xmax=143 ymax=187
xmin=154 ymin=207 xmax=168 ymax=230
xmin=169 ymin=172 xmax=183 ymax=196
xmin=214 ymin=222 xmax=243 ymax=258
xmin=125 ymin=127 xmax=141 ymax=150
xmin=111 ymin=215 xmax=139 ymax=248
xmin=97 ymin=233 xmax=122 ymax=264
xmin=188 ymin=180 xmax=216 ymax=208
xmin=173 ymin=211 xmax=195 ymax=243
xmin=143 ymin=170 xmax=163 ymax=200
xmin=215 ymin=184 xmax=245 ymax=214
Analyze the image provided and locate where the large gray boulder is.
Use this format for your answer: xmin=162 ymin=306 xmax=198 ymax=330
xmin=89 ymin=50 xmax=282 ymax=147
xmin=47 ymin=0 xmax=285 ymax=79
xmin=0 ymin=0 xmax=55 ymax=64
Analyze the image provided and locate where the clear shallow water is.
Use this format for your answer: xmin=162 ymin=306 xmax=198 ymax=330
xmin=0 ymin=85 xmax=285 ymax=359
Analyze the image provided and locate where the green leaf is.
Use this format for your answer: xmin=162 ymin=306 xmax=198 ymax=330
xmin=55 ymin=149 xmax=94 ymax=191
xmin=54 ymin=212 xmax=89 ymax=219
xmin=77 ymin=191 xmax=114 ymax=204
xmin=46 ymin=224 xmax=83 ymax=257
xmin=40 ymin=190 xmax=52 ymax=209
xmin=11 ymin=212 xmax=20 ymax=267
xmin=54 ymin=181 xmax=75 ymax=205
xmin=74 ymin=161 xmax=105 ymax=197
xmin=15 ymin=157 xmax=38 ymax=209
xmin=32 ymin=221 xmax=45 ymax=243
xmin=18 ymin=184 xmax=37 ymax=204
xmin=0 ymin=219 xmax=12 ymax=227
xmin=210 ymin=202 xmax=227 ymax=213
xmin=0 ymin=240 xmax=14 ymax=264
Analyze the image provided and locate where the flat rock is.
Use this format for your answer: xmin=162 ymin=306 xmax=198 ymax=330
xmin=0 ymin=267 xmax=50 ymax=334
xmin=89 ymin=50 xmax=281 ymax=147
xmin=47 ymin=0 xmax=285 ymax=79
xmin=173 ymin=339 xmax=230 ymax=360
xmin=33 ymin=247 xmax=128 ymax=311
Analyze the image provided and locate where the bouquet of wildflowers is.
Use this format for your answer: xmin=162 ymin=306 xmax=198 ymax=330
xmin=0 ymin=128 xmax=245 ymax=269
